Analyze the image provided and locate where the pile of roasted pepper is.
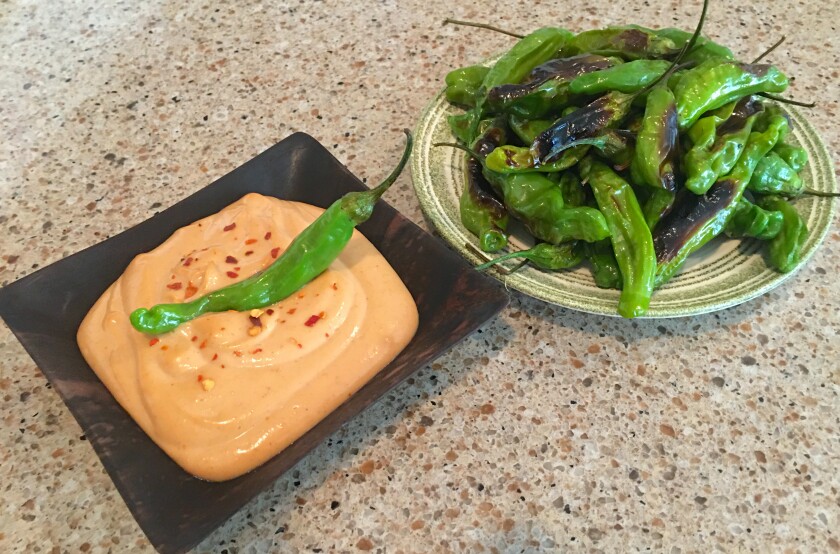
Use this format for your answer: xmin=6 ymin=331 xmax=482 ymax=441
xmin=443 ymin=8 xmax=822 ymax=318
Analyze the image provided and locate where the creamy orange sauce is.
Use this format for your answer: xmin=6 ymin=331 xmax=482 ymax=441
xmin=77 ymin=193 xmax=418 ymax=481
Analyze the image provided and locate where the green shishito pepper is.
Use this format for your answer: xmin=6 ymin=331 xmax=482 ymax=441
xmin=724 ymin=198 xmax=783 ymax=240
xmin=748 ymin=151 xmax=803 ymax=196
xmin=563 ymin=26 xmax=677 ymax=60
xmin=630 ymin=85 xmax=678 ymax=191
xmin=130 ymin=131 xmax=413 ymax=335
xmin=653 ymin=112 xmax=788 ymax=286
xmin=653 ymin=27 xmax=734 ymax=63
xmin=773 ymin=142 xmax=808 ymax=173
xmin=585 ymin=239 xmax=623 ymax=290
xmin=674 ymin=59 xmax=788 ymax=129
xmin=445 ymin=64 xmax=491 ymax=108
xmin=579 ymin=157 xmax=655 ymax=318
xmin=757 ymin=195 xmax=807 ymax=272
xmin=569 ymin=59 xmax=672 ymax=96
xmin=450 ymin=27 xmax=572 ymax=144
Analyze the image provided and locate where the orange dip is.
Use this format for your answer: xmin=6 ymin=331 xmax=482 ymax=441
xmin=77 ymin=193 xmax=418 ymax=481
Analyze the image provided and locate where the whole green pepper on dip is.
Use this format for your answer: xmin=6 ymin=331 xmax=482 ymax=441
xmin=131 ymin=130 xmax=413 ymax=334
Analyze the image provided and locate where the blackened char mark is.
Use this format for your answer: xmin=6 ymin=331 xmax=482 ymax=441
xmin=718 ymin=96 xmax=762 ymax=135
xmin=617 ymin=29 xmax=651 ymax=55
xmin=532 ymin=95 xmax=616 ymax=161
xmin=658 ymin=103 xmax=679 ymax=192
xmin=653 ymin=179 xmax=738 ymax=264
xmin=465 ymin=157 xmax=506 ymax=218
xmin=487 ymin=54 xmax=614 ymax=106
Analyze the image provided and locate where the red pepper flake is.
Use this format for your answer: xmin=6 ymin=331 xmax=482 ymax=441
xmin=226 ymin=271 xmax=239 ymax=279
xmin=244 ymin=250 xmax=254 ymax=256
xmin=183 ymin=257 xmax=194 ymax=267
xmin=223 ymin=223 xmax=236 ymax=232
xmin=251 ymin=348 xmax=263 ymax=354
xmin=318 ymin=311 xmax=325 ymax=318
xmin=266 ymin=309 xmax=274 ymax=315
xmin=191 ymin=336 xmax=198 ymax=342
xmin=161 ymin=345 xmax=169 ymax=351
xmin=245 ymin=238 xmax=258 ymax=245
xmin=185 ymin=283 xmax=198 ymax=299
xmin=225 ymin=255 xmax=238 ymax=264
xmin=221 ymin=364 xmax=226 ymax=368
xmin=264 ymin=231 xmax=272 ymax=240
xmin=331 ymin=282 xmax=338 ymax=290
xmin=199 ymin=339 xmax=207 ymax=349
xmin=149 ymin=338 xmax=159 ymax=347
xmin=249 ymin=316 xmax=262 ymax=327
xmin=233 ymin=350 xmax=243 ymax=357
xmin=212 ymin=353 xmax=218 ymax=361
xmin=167 ymin=282 xmax=183 ymax=290
xmin=287 ymin=308 xmax=296 ymax=315
xmin=197 ymin=374 xmax=204 ymax=382
xmin=270 ymin=247 xmax=280 ymax=258
xmin=234 ymin=267 xmax=241 ymax=271
xmin=325 ymin=333 xmax=330 ymax=338
xmin=304 ymin=315 xmax=321 ymax=327
xmin=297 ymin=343 xmax=303 ymax=349
xmin=297 ymin=292 xmax=305 ymax=299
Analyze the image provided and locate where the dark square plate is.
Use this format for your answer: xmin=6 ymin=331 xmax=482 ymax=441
xmin=0 ymin=133 xmax=508 ymax=554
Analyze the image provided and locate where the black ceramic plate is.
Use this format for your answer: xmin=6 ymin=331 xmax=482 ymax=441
xmin=0 ymin=133 xmax=508 ymax=554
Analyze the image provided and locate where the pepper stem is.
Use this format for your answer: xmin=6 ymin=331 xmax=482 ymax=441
xmin=801 ymin=188 xmax=840 ymax=198
xmin=367 ymin=129 xmax=414 ymax=201
xmin=752 ymin=35 xmax=786 ymax=64
xmin=433 ymin=141 xmax=484 ymax=160
xmin=442 ymin=18 xmax=525 ymax=39
xmin=759 ymin=93 xmax=816 ymax=108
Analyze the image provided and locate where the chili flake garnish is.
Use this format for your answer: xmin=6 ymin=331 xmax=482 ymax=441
xmin=226 ymin=271 xmax=239 ymax=279
xmin=270 ymin=247 xmax=280 ymax=258
xmin=149 ymin=338 xmax=160 ymax=346
xmin=183 ymin=257 xmax=194 ymax=267
xmin=287 ymin=308 xmax=296 ymax=314
xmin=191 ymin=335 xmax=198 ymax=342
xmin=318 ymin=311 xmax=325 ymax=318
xmin=251 ymin=348 xmax=263 ymax=354
xmin=185 ymin=282 xmax=198 ymax=298
xmin=249 ymin=315 xmax=262 ymax=327
xmin=266 ymin=309 xmax=274 ymax=315
xmin=244 ymin=250 xmax=254 ymax=256
xmin=199 ymin=339 xmax=207 ymax=349
xmin=223 ymin=223 xmax=236 ymax=232
xmin=331 ymin=282 xmax=338 ymax=290
xmin=161 ymin=345 xmax=169 ymax=351
xmin=244 ymin=238 xmax=257 ymax=245
xmin=167 ymin=282 xmax=183 ymax=290
xmin=212 ymin=353 xmax=218 ymax=361
xmin=225 ymin=255 xmax=238 ymax=264
xmin=264 ymin=232 xmax=272 ymax=240
xmin=233 ymin=350 xmax=243 ymax=357
xmin=304 ymin=315 xmax=321 ymax=327
xmin=297 ymin=293 xmax=305 ymax=299
xmin=197 ymin=374 xmax=204 ymax=382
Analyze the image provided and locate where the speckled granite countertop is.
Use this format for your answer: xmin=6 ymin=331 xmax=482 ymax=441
xmin=2 ymin=1 xmax=839 ymax=552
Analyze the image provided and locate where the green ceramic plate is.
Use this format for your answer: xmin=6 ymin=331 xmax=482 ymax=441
xmin=411 ymin=89 xmax=837 ymax=318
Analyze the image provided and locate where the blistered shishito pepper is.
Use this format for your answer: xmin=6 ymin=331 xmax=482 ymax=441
xmin=585 ymin=239 xmax=623 ymax=289
xmin=475 ymin=242 xmax=583 ymax=271
xmin=653 ymin=112 xmax=788 ymax=286
xmin=569 ymin=59 xmax=672 ymax=95
xmin=674 ymin=59 xmax=788 ymax=128
xmin=724 ymin=198 xmax=783 ymax=240
xmin=654 ymin=27 xmax=734 ymax=63
xmin=131 ymin=131 xmax=413 ymax=334
xmin=564 ymin=27 xmax=677 ymax=60
xmin=445 ymin=65 xmax=491 ymax=108
xmin=757 ymin=195 xmax=807 ymax=272
xmin=485 ymin=143 xmax=589 ymax=173
xmin=459 ymin=119 xmax=510 ymax=252
xmin=579 ymin=157 xmax=655 ymax=318
xmin=481 ymin=169 xmax=611 ymax=244
xmin=630 ymin=85 xmax=679 ymax=191
xmin=487 ymin=54 xmax=616 ymax=119
xmin=748 ymin=151 xmax=803 ymax=195
xmin=558 ymin=171 xmax=589 ymax=207
xmin=773 ymin=142 xmax=808 ymax=173
xmin=450 ymin=27 xmax=573 ymax=144
xmin=684 ymin=96 xmax=763 ymax=194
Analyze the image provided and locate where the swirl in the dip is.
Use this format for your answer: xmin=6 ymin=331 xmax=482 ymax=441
xmin=77 ymin=193 xmax=418 ymax=481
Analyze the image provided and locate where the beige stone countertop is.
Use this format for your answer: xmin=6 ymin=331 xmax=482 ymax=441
xmin=1 ymin=0 xmax=839 ymax=552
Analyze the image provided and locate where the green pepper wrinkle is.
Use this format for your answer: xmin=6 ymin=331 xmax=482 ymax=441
xmin=130 ymin=130 xmax=414 ymax=335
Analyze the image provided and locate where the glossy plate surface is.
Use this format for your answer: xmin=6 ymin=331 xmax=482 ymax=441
xmin=0 ymin=132 xmax=508 ymax=554
xmin=412 ymin=88 xmax=837 ymax=318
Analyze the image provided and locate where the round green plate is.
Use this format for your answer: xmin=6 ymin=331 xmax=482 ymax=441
xmin=411 ymin=90 xmax=837 ymax=318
